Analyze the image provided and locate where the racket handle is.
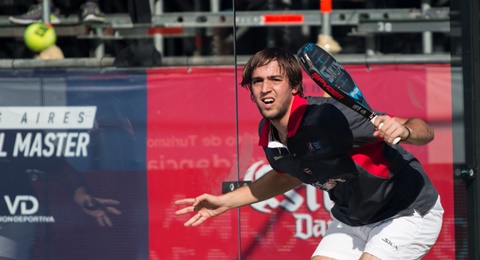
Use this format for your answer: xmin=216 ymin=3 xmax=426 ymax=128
xmin=371 ymin=116 xmax=401 ymax=145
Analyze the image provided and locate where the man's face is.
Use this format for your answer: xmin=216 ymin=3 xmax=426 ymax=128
xmin=251 ymin=60 xmax=297 ymax=121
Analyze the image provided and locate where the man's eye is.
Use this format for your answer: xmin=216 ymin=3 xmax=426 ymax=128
xmin=270 ymin=77 xmax=282 ymax=82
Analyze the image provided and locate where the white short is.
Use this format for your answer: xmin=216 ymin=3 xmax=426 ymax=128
xmin=312 ymin=196 xmax=444 ymax=260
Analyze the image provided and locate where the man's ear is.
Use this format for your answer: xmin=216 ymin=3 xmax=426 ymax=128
xmin=291 ymin=86 xmax=299 ymax=95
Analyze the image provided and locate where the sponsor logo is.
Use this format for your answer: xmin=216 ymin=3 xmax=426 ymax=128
xmin=0 ymin=106 xmax=96 ymax=129
xmin=311 ymin=72 xmax=344 ymax=100
xmin=293 ymin=213 xmax=331 ymax=240
xmin=273 ymin=155 xmax=284 ymax=161
xmin=306 ymin=141 xmax=322 ymax=152
xmin=349 ymin=86 xmax=363 ymax=101
xmin=320 ymin=60 xmax=343 ymax=83
xmin=243 ymin=161 xmax=335 ymax=240
xmin=1 ymin=195 xmax=55 ymax=224
xmin=382 ymin=237 xmax=399 ymax=250
xmin=0 ymin=106 xmax=96 ymax=158
xmin=5 ymin=195 xmax=38 ymax=215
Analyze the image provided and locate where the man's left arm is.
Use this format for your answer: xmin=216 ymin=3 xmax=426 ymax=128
xmin=373 ymin=115 xmax=434 ymax=145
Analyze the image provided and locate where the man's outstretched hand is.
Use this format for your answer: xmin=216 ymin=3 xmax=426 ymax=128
xmin=174 ymin=194 xmax=230 ymax=227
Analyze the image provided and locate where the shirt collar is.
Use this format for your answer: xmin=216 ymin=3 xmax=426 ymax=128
xmin=258 ymin=95 xmax=308 ymax=146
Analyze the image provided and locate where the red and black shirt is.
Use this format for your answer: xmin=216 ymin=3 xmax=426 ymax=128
xmin=259 ymin=95 xmax=438 ymax=226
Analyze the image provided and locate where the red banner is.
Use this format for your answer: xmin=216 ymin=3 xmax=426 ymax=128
xmin=146 ymin=64 xmax=454 ymax=259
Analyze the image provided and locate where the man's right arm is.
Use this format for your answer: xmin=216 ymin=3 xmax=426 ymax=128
xmin=175 ymin=170 xmax=302 ymax=226
xmin=221 ymin=170 xmax=303 ymax=209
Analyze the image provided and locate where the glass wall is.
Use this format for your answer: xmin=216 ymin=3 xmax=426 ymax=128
xmin=0 ymin=0 xmax=475 ymax=259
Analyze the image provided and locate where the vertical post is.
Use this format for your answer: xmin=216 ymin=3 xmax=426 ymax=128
xmin=318 ymin=0 xmax=341 ymax=54
xmin=421 ymin=0 xmax=433 ymax=54
xmin=454 ymin=0 xmax=480 ymax=258
xmin=193 ymin=0 xmax=204 ymax=56
xmin=94 ymin=27 xmax=105 ymax=58
xmin=463 ymin=0 xmax=480 ymax=256
xmin=154 ymin=0 xmax=164 ymax=54
xmin=301 ymin=0 xmax=310 ymax=38
xmin=364 ymin=0 xmax=376 ymax=55
xmin=320 ymin=0 xmax=331 ymax=36
xmin=210 ymin=0 xmax=219 ymax=12
xmin=42 ymin=0 xmax=51 ymax=24
xmin=266 ymin=0 xmax=275 ymax=48
xmin=210 ymin=0 xmax=220 ymax=54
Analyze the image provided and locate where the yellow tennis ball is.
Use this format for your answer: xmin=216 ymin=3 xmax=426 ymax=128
xmin=24 ymin=23 xmax=57 ymax=52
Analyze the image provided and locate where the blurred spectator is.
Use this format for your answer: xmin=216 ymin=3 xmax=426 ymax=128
xmin=34 ymin=44 xmax=65 ymax=59
xmin=9 ymin=0 xmax=104 ymax=24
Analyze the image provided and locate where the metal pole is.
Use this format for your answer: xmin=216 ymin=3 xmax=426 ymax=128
xmin=365 ymin=0 xmax=376 ymax=55
xmin=421 ymin=0 xmax=433 ymax=54
xmin=320 ymin=0 xmax=331 ymax=36
xmin=210 ymin=0 xmax=219 ymax=12
xmin=451 ymin=0 xmax=480 ymax=258
xmin=154 ymin=0 xmax=164 ymax=54
xmin=94 ymin=27 xmax=105 ymax=58
xmin=462 ymin=0 xmax=480 ymax=257
xmin=265 ymin=0 xmax=275 ymax=48
xmin=301 ymin=0 xmax=310 ymax=37
xmin=42 ymin=0 xmax=51 ymax=23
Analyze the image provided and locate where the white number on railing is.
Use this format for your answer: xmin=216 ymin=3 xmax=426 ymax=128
xmin=377 ymin=22 xmax=392 ymax=32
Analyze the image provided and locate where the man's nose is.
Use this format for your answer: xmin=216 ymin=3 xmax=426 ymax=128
xmin=260 ymin=80 xmax=272 ymax=92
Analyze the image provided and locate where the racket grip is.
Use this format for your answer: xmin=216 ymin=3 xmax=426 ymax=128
xmin=392 ymin=137 xmax=401 ymax=145
xmin=371 ymin=116 xmax=401 ymax=145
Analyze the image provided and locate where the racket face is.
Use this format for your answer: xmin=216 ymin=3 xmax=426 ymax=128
xmin=297 ymin=43 xmax=375 ymax=120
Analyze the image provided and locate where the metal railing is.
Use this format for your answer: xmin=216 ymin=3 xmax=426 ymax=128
xmin=0 ymin=54 xmax=453 ymax=69
xmin=0 ymin=5 xmax=451 ymax=62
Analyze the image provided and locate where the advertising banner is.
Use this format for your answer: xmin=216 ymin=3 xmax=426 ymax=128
xmin=0 ymin=70 xmax=149 ymax=259
xmin=147 ymin=64 xmax=454 ymax=259
xmin=0 ymin=64 xmax=454 ymax=259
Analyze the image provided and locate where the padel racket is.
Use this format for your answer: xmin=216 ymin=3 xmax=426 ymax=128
xmin=297 ymin=43 xmax=401 ymax=144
